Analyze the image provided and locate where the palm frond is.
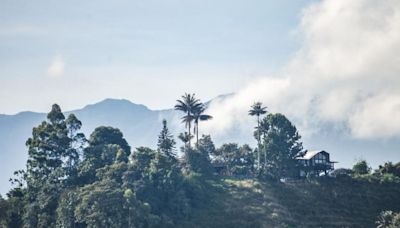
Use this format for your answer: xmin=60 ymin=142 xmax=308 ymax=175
xmin=199 ymin=114 xmax=213 ymax=121
xmin=249 ymin=102 xmax=268 ymax=116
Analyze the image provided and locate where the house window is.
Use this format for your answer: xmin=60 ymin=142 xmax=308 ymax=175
xmin=314 ymin=153 xmax=326 ymax=164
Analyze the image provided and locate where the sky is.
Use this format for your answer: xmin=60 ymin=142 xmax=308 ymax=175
xmin=0 ymin=0 xmax=311 ymax=114
xmin=1 ymin=0 xmax=400 ymax=142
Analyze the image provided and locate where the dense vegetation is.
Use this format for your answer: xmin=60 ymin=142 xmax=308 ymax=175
xmin=1 ymin=94 xmax=400 ymax=228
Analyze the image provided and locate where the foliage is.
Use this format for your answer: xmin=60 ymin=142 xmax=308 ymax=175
xmin=2 ymin=104 xmax=201 ymax=228
xmin=157 ymin=119 xmax=176 ymax=158
xmin=215 ymin=143 xmax=254 ymax=176
xmin=197 ymin=135 xmax=216 ymax=158
xmin=87 ymin=126 xmax=131 ymax=157
xmin=23 ymin=104 xmax=86 ymax=227
xmin=125 ymin=147 xmax=191 ymax=224
xmin=174 ymin=93 xmax=202 ymax=148
xmin=352 ymin=160 xmax=372 ymax=175
xmin=74 ymin=179 xmax=153 ymax=228
xmin=26 ymin=105 xmax=70 ymax=186
xmin=378 ymin=162 xmax=400 ymax=177
xmin=3 ymin=101 xmax=400 ymax=228
xmin=78 ymin=127 xmax=129 ymax=184
xmin=184 ymin=147 xmax=213 ymax=177
xmin=258 ymin=113 xmax=303 ymax=179
xmin=376 ymin=211 xmax=400 ymax=228
xmin=0 ymin=195 xmax=6 ymax=225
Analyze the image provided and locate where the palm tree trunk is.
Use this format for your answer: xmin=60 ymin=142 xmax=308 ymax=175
xmin=188 ymin=112 xmax=191 ymax=148
xmin=262 ymin=132 xmax=266 ymax=168
xmin=257 ymin=115 xmax=260 ymax=170
xmin=196 ymin=121 xmax=199 ymax=146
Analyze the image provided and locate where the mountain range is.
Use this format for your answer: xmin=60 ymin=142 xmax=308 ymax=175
xmin=0 ymin=96 xmax=399 ymax=195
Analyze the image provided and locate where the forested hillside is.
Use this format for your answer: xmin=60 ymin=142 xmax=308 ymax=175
xmin=183 ymin=178 xmax=400 ymax=228
xmin=1 ymin=94 xmax=400 ymax=228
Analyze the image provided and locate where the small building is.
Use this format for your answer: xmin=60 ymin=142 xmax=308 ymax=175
xmin=296 ymin=150 xmax=337 ymax=177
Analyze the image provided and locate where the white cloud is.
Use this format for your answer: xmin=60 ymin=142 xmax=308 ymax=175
xmin=204 ymin=0 xmax=400 ymax=139
xmin=349 ymin=94 xmax=400 ymax=138
xmin=47 ymin=55 xmax=65 ymax=77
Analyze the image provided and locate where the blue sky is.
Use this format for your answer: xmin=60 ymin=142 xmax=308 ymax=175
xmin=0 ymin=0 xmax=312 ymax=114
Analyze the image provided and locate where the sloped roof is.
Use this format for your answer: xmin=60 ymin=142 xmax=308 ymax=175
xmin=296 ymin=150 xmax=326 ymax=160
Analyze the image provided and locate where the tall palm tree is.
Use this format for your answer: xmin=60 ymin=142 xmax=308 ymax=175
xmin=249 ymin=102 xmax=267 ymax=170
xmin=192 ymin=105 xmax=213 ymax=145
xmin=175 ymin=93 xmax=201 ymax=148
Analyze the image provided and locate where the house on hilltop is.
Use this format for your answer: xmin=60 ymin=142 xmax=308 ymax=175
xmin=296 ymin=150 xmax=337 ymax=177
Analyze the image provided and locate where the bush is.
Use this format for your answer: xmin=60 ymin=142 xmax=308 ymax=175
xmin=352 ymin=160 xmax=371 ymax=175
xmin=376 ymin=211 xmax=400 ymax=228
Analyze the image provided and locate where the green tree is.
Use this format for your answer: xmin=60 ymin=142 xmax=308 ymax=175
xmin=157 ymin=119 xmax=176 ymax=158
xmin=74 ymin=179 xmax=150 ymax=228
xmin=259 ymin=113 xmax=303 ymax=179
xmin=376 ymin=211 xmax=400 ymax=228
xmin=178 ymin=135 xmax=213 ymax=177
xmin=148 ymin=153 xmax=188 ymax=218
xmin=78 ymin=126 xmax=130 ymax=184
xmin=55 ymin=190 xmax=79 ymax=228
xmin=128 ymin=147 xmax=157 ymax=177
xmin=2 ymin=188 xmax=26 ymax=228
xmin=248 ymin=102 xmax=267 ymax=170
xmin=215 ymin=143 xmax=254 ymax=176
xmin=378 ymin=162 xmax=400 ymax=177
xmin=215 ymin=143 xmax=238 ymax=175
xmin=4 ymin=172 xmax=26 ymax=228
xmin=87 ymin=126 xmax=131 ymax=156
xmin=26 ymin=104 xmax=71 ymax=185
xmin=178 ymin=132 xmax=193 ymax=154
xmin=237 ymin=144 xmax=255 ymax=176
xmin=124 ymin=147 xmax=189 ymax=224
xmin=197 ymin=135 xmax=216 ymax=158
xmin=174 ymin=93 xmax=202 ymax=148
xmin=123 ymin=189 xmax=159 ymax=228
xmin=352 ymin=160 xmax=371 ymax=175
xmin=24 ymin=104 xmax=83 ymax=227
xmin=65 ymin=114 xmax=86 ymax=185
xmin=0 ymin=195 xmax=6 ymax=226
xmin=184 ymin=147 xmax=213 ymax=177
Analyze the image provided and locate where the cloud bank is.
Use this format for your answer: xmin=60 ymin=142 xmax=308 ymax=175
xmin=204 ymin=0 xmax=400 ymax=140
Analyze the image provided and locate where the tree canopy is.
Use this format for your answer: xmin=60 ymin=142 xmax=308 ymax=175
xmin=258 ymin=113 xmax=303 ymax=178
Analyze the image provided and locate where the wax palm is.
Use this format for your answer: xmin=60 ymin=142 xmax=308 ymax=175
xmin=175 ymin=93 xmax=201 ymax=147
xmin=192 ymin=105 xmax=213 ymax=145
xmin=249 ymin=102 xmax=267 ymax=170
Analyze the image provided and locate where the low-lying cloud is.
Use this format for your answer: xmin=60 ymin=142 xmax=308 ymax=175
xmin=204 ymin=0 xmax=400 ymax=140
